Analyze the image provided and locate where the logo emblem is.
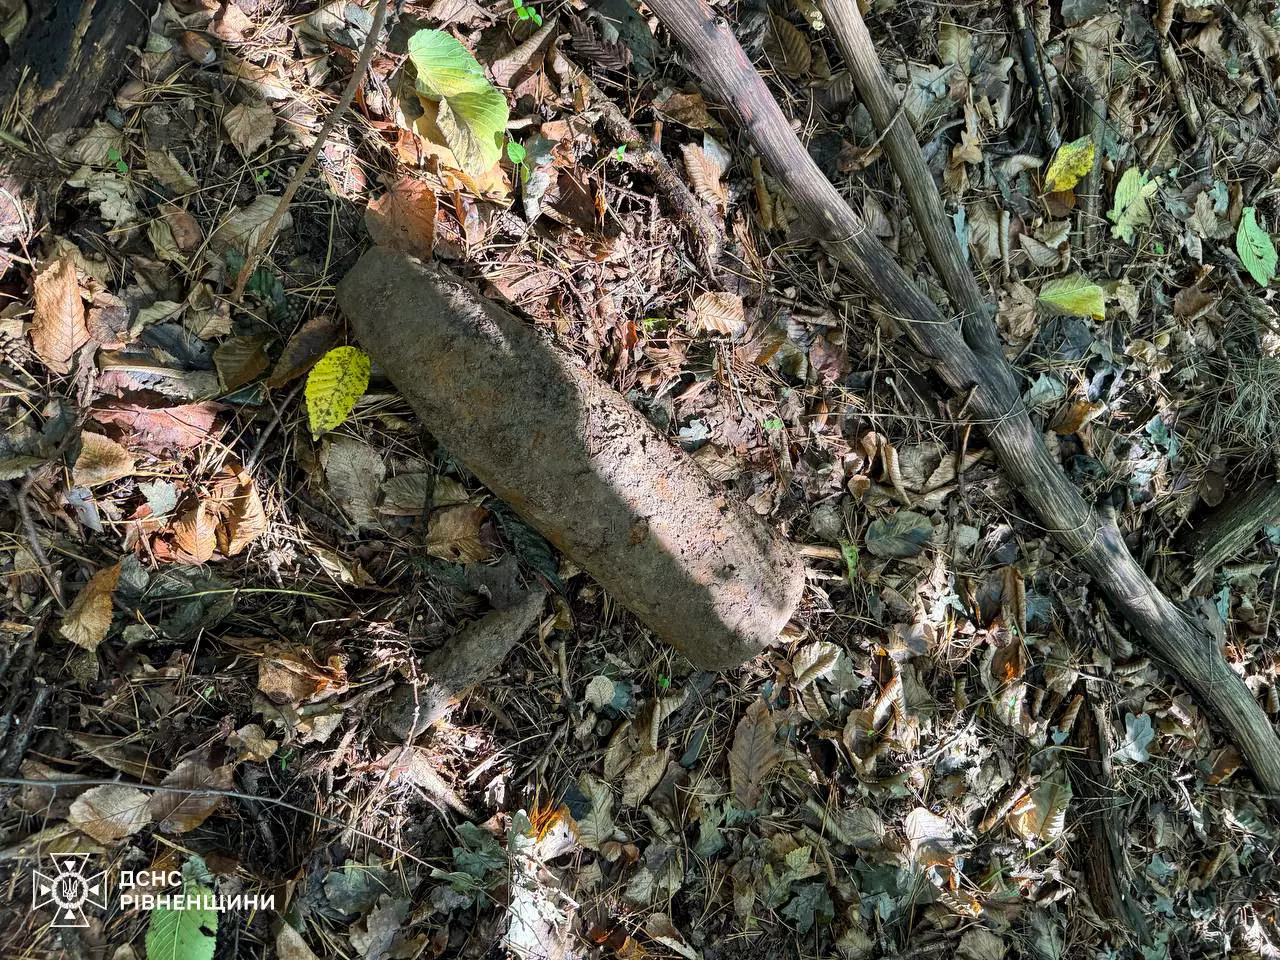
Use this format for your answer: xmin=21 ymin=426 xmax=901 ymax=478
xmin=32 ymin=854 xmax=108 ymax=928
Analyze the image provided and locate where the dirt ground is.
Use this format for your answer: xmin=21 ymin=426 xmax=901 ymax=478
xmin=3 ymin=0 xmax=1280 ymax=958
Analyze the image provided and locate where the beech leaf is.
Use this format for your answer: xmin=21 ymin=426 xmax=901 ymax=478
xmin=728 ymin=699 xmax=780 ymax=808
xmin=306 ymin=346 xmax=371 ymax=438
xmin=1043 ymin=135 xmax=1095 ymax=193
xmin=1038 ymin=274 xmax=1106 ymax=321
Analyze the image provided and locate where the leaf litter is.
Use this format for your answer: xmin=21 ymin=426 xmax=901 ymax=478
xmin=4 ymin=0 xmax=1280 ymax=957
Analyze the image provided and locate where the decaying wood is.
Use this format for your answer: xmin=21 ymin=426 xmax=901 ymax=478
xmin=380 ymin=590 xmax=544 ymax=741
xmin=338 ymin=249 xmax=805 ymax=670
xmin=1182 ymin=480 xmax=1280 ymax=588
xmin=643 ymin=0 xmax=1280 ymax=798
xmin=0 ymin=0 xmax=157 ymax=141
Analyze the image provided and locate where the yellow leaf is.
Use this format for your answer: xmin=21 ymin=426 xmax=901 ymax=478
xmin=1043 ymin=135 xmax=1096 ymax=193
xmin=1038 ymin=274 xmax=1106 ymax=321
xmin=305 ymin=346 xmax=371 ymax=438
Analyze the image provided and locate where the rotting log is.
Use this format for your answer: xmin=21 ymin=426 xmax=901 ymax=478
xmin=337 ymin=248 xmax=805 ymax=671
xmin=643 ymin=0 xmax=1280 ymax=799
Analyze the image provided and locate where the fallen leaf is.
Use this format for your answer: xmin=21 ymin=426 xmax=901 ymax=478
xmin=654 ymin=89 xmax=717 ymax=129
xmin=572 ymin=775 xmax=615 ymax=852
xmin=148 ymin=758 xmax=234 ymax=833
xmin=427 ymin=503 xmax=492 ymax=563
xmin=223 ymin=100 xmax=276 ymax=158
xmin=74 ymin=432 xmax=135 ymax=487
xmin=276 ymin=924 xmax=322 ymax=960
xmin=172 ymin=500 xmax=218 ymax=563
xmin=1108 ymin=167 xmax=1159 ymax=244
xmin=729 ymin=699 xmax=780 ymax=808
xmin=1237 ymin=205 xmax=1277 ymax=287
xmin=306 ymin=346 xmax=371 ymax=437
xmin=322 ymin=435 xmax=385 ymax=528
xmin=621 ymin=749 xmax=667 ymax=807
xmin=146 ymin=150 xmax=199 ymax=194
xmin=267 ymin=314 xmax=344 ymax=387
xmin=214 ymin=335 xmax=270 ymax=391
xmin=1038 ymin=274 xmax=1106 ymax=321
xmin=1043 ymin=134 xmax=1095 ymax=193
xmin=215 ymin=472 xmax=268 ymax=556
xmin=766 ymin=13 xmax=812 ymax=77
xmin=865 ymin=511 xmax=933 ymax=558
xmin=162 ymin=204 xmax=204 ymax=252
xmin=60 ymin=562 xmax=122 ymax=652
xmin=68 ymin=784 xmax=152 ymax=843
xmin=681 ymin=143 xmax=726 ymax=205
xmin=31 ymin=254 xmax=89 ymax=374
xmin=692 ymin=291 xmax=746 ymax=337
xmin=211 ymin=195 xmax=292 ymax=256
xmin=228 ymin=723 xmax=278 ymax=763
xmin=1008 ymin=770 xmax=1072 ymax=843
xmin=365 ymin=177 xmax=438 ymax=261
xmin=257 ymin=644 xmax=349 ymax=704
xmin=89 ymin=400 xmax=224 ymax=454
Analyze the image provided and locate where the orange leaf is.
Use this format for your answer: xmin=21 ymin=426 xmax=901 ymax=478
xmin=60 ymin=561 xmax=123 ymax=652
xmin=365 ymin=176 xmax=438 ymax=261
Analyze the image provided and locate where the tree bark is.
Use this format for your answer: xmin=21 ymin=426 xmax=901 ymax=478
xmin=642 ymin=0 xmax=1280 ymax=799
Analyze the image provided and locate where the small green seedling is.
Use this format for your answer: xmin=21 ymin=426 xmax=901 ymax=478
xmin=106 ymin=147 xmax=128 ymax=175
xmin=254 ymin=167 xmax=271 ymax=183
xmin=512 ymin=0 xmax=543 ymax=25
xmin=506 ymin=139 xmax=529 ymax=184
xmin=614 ymin=144 xmax=627 ymax=161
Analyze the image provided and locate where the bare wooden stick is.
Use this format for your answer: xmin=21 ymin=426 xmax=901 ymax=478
xmin=230 ymin=0 xmax=388 ymax=302
xmin=643 ymin=0 xmax=1280 ymax=799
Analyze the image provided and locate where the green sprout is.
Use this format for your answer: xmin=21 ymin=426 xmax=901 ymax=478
xmin=512 ymin=0 xmax=543 ymax=25
xmin=106 ymin=147 xmax=128 ymax=175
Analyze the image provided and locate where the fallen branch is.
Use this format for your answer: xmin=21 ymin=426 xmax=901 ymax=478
xmin=644 ymin=0 xmax=1280 ymax=798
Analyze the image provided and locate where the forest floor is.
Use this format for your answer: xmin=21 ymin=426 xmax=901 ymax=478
xmin=3 ymin=0 xmax=1280 ymax=958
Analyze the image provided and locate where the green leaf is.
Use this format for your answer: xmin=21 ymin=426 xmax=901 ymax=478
xmin=146 ymin=882 xmax=218 ymax=960
xmin=1043 ymin=135 xmax=1095 ymax=193
xmin=1237 ymin=206 xmax=1277 ymax=287
xmin=408 ymin=30 xmax=492 ymax=99
xmin=436 ymin=86 xmax=508 ymax=175
xmin=1038 ymin=274 xmax=1106 ymax=321
xmin=1107 ymin=167 xmax=1159 ymax=244
xmin=407 ymin=29 xmax=510 ymax=176
xmin=506 ymin=139 xmax=526 ymax=165
xmin=865 ymin=511 xmax=932 ymax=559
xmin=305 ymin=346 xmax=371 ymax=438
xmin=839 ymin=540 xmax=859 ymax=584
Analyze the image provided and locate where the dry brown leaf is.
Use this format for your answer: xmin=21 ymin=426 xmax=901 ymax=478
xmin=228 ymin=723 xmax=278 ymax=763
xmin=210 ymin=1 xmax=254 ymax=41
xmin=1007 ymin=770 xmax=1071 ymax=843
xmin=621 ymin=749 xmax=668 ymax=807
xmin=214 ymin=335 xmax=270 ymax=391
xmin=692 ymin=291 xmax=746 ymax=337
xmin=427 ymin=503 xmax=492 ymax=563
xmin=1051 ymin=399 xmax=1107 ymax=435
xmin=766 ymin=14 xmax=812 ymax=77
xmin=31 ymin=254 xmax=89 ymax=374
xmin=148 ymin=758 xmax=234 ymax=834
xmin=146 ymin=149 xmax=198 ymax=194
xmin=680 ymin=144 xmax=726 ymax=206
xmin=211 ymin=195 xmax=292 ymax=256
xmin=60 ymin=562 xmax=122 ymax=652
xmin=257 ymin=643 xmax=349 ymax=704
xmin=68 ymin=784 xmax=152 ymax=843
xmin=68 ymin=733 xmax=165 ymax=783
xmin=266 ymin=314 xmax=343 ymax=387
xmin=89 ymin=399 xmax=223 ymax=455
xmin=172 ymin=500 xmax=218 ymax=563
xmin=161 ymin=203 xmax=204 ymax=252
xmin=223 ymin=101 xmax=276 ymax=157
xmin=653 ymin=89 xmax=717 ymax=130
xmin=73 ymin=432 xmax=135 ymax=487
xmin=728 ymin=699 xmax=780 ymax=808
xmin=216 ymin=472 xmax=268 ymax=556
xmin=365 ymin=176 xmax=438 ymax=261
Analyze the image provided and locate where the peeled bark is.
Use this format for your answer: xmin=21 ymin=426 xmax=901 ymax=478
xmin=338 ymin=248 xmax=805 ymax=670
